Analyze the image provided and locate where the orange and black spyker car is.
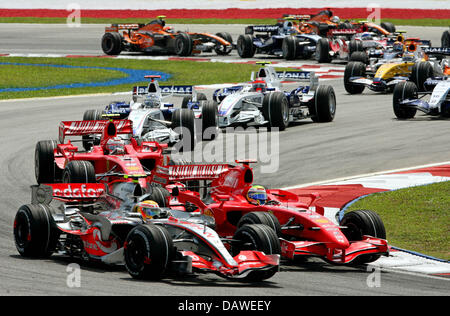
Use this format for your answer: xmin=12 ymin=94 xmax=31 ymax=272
xmin=101 ymin=16 xmax=233 ymax=56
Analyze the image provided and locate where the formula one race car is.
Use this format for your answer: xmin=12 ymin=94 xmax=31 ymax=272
xmin=212 ymin=63 xmax=336 ymax=130
xmin=343 ymin=41 xmax=443 ymax=94
xmin=153 ymin=160 xmax=389 ymax=265
xmin=34 ymin=119 xmax=166 ymax=191
xmin=13 ymin=182 xmax=279 ymax=281
xmin=101 ymin=16 xmax=233 ymax=56
xmin=393 ymin=75 xmax=450 ymax=119
xmin=237 ymin=20 xmax=321 ymax=60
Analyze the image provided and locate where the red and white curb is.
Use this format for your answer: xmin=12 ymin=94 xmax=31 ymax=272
xmin=0 ymin=52 xmax=345 ymax=80
xmin=284 ymin=162 xmax=450 ymax=276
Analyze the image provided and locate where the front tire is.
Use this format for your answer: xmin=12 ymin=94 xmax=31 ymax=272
xmin=392 ymin=81 xmax=417 ymax=119
xmin=35 ymin=140 xmax=59 ymax=184
xmin=201 ymin=100 xmax=219 ymax=141
xmin=171 ymin=108 xmax=196 ymax=152
xmin=237 ymin=34 xmax=255 ymax=58
xmin=62 ymin=161 xmax=96 ymax=183
xmin=315 ymin=38 xmax=331 ymax=63
xmin=282 ymin=36 xmax=298 ymax=60
xmin=344 ymin=61 xmax=366 ymax=94
xmin=309 ymin=85 xmax=336 ymax=122
xmin=410 ymin=61 xmax=434 ymax=92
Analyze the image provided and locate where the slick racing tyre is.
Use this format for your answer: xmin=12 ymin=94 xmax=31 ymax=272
xmin=393 ymin=81 xmax=418 ymax=119
xmin=14 ymin=204 xmax=59 ymax=258
xmin=175 ymin=32 xmax=193 ymax=56
xmin=171 ymin=108 xmax=196 ymax=152
xmin=350 ymin=51 xmax=369 ymax=64
xmin=214 ymin=32 xmax=233 ymax=55
xmin=348 ymin=40 xmax=364 ymax=56
xmin=148 ymin=186 xmax=170 ymax=207
xmin=181 ymin=92 xmax=207 ymax=109
xmin=231 ymin=224 xmax=280 ymax=282
xmin=309 ymin=85 xmax=337 ymax=123
xmin=101 ymin=32 xmax=123 ymax=55
xmin=381 ymin=22 xmax=396 ymax=33
xmin=344 ymin=61 xmax=366 ymax=94
xmin=124 ymin=224 xmax=174 ymax=280
xmin=237 ymin=34 xmax=255 ymax=58
xmin=282 ymin=36 xmax=298 ymax=60
xmin=35 ymin=140 xmax=60 ymax=184
xmin=340 ymin=209 xmax=386 ymax=264
xmin=237 ymin=212 xmax=282 ymax=237
xmin=410 ymin=61 xmax=434 ymax=92
xmin=315 ymin=38 xmax=331 ymax=63
xmin=201 ymin=100 xmax=219 ymax=141
xmin=442 ymin=30 xmax=450 ymax=48
xmin=62 ymin=161 xmax=96 ymax=183
xmin=262 ymin=91 xmax=290 ymax=131
xmin=82 ymin=109 xmax=104 ymax=151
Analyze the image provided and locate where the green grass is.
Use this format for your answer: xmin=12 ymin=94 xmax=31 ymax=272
xmin=0 ymin=64 xmax=126 ymax=89
xmin=1 ymin=17 xmax=449 ymax=27
xmin=0 ymin=56 xmax=262 ymax=100
xmin=346 ymin=181 xmax=450 ymax=260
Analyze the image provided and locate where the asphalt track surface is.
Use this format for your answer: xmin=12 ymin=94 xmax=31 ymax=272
xmin=0 ymin=24 xmax=449 ymax=295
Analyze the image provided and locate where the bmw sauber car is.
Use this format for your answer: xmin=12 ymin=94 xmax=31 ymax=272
xmin=237 ymin=20 xmax=321 ymax=60
xmin=393 ymin=76 xmax=450 ymax=119
xmin=153 ymin=160 xmax=389 ymax=265
xmin=213 ymin=64 xmax=336 ymax=130
xmin=83 ymin=76 xmax=198 ymax=149
xmin=13 ymin=183 xmax=279 ymax=281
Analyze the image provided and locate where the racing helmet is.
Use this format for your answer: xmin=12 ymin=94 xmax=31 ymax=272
xmin=330 ymin=16 xmax=340 ymax=24
xmin=392 ymin=41 xmax=404 ymax=52
xmin=402 ymin=52 xmax=415 ymax=62
xmin=251 ymin=78 xmax=267 ymax=93
xmin=106 ymin=136 xmax=126 ymax=154
xmin=133 ymin=200 xmax=166 ymax=220
xmin=143 ymin=95 xmax=160 ymax=108
xmin=246 ymin=185 xmax=268 ymax=206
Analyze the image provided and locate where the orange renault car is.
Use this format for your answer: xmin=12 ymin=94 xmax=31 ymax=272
xmin=101 ymin=16 xmax=233 ymax=56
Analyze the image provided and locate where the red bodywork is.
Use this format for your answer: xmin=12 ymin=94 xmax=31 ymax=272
xmin=55 ymin=120 xmax=166 ymax=190
xmin=155 ymin=161 xmax=389 ymax=264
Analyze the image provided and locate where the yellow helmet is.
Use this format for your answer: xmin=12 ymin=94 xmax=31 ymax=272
xmin=133 ymin=200 xmax=162 ymax=220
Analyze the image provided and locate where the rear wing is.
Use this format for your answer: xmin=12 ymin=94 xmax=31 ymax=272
xmin=154 ymin=164 xmax=230 ymax=185
xmin=245 ymin=25 xmax=280 ymax=35
xmin=276 ymin=71 xmax=318 ymax=87
xmin=59 ymin=120 xmax=133 ymax=143
xmin=423 ymin=47 xmax=450 ymax=56
xmin=31 ymin=183 xmax=106 ymax=204
xmin=132 ymin=85 xmax=194 ymax=96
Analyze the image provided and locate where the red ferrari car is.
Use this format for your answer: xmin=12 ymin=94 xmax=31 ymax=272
xmin=34 ymin=119 xmax=166 ymax=191
xmin=154 ymin=160 xmax=389 ymax=265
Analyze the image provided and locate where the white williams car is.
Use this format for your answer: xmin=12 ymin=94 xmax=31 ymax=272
xmin=212 ymin=63 xmax=336 ymax=130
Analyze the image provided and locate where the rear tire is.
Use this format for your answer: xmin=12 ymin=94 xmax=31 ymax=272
xmin=35 ymin=140 xmax=59 ymax=184
xmin=392 ymin=81 xmax=417 ymax=119
xmin=282 ymin=36 xmax=298 ymax=60
xmin=201 ymin=100 xmax=219 ymax=141
xmin=175 ymin=32 xmax=193 ymax=56
xmin=14 ymin=204 xmax=59 ymax=258
xmin=62 ymin=161 xmax=96 ymax=183
xmin=237 ymin=34 xmax=255 ymax=58
xmin=410 ymin=61 xmax=434 ymax=92
xmin=82 ymin=109 xmax=103 ymax=151
xmin=237 ymin=212 xmax=282 ymax=237
xmin=262 ymin=91 xmax=290 ymax=131
xmin=171 ymin=108 xmax=196 ymax=152
xmin=124 ymin=224 xmax=174 ymax=280
xmin=350 ymin=51 xmax=369 ymax=64
xmin=344 ymin=61 xmax=366 ymax=94
xmin=315 ymin=38 xmax=331 ymax=63
xmin=214 ymin=32 xmax=233 ymax=55
xmin=101 ymin=32 xmax=123 ymax=55
xmin=381 ymin=22 xmax=396 ymax=33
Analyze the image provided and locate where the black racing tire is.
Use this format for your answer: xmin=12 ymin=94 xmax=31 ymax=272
xmin=315 ymin=38 xmax=331 ymax=63
xmin=231 ymin=224 xmax=280 ymax=282
xmin=380 ymin=22 xmax=396 ymax=33
xmin=14 ymin=204 xmax=59 ymax=258
xmin=201 ymin=100 xmax=219 ymax=141
xmin=237 ymin=34 xmax=255 ymax=58
xmin=338 ymin=22 xmax=354 ymax=29
xmin=442 ymin=30 xmax=450 ymax=48
xmin=62 ymin=160 xmax=96 ymax=183
xmin=350 ymin=51 xmax=369 ymax=64
xmin=35 ymin=140 xmax=59 ymax=184
xmin=344 ymin=61 xmax=366 ymax=94
xmin=171 ymin=108 xmax=196 ymax=152
xmin=82 ymin=109 xmax=103 ymax=151
xmin=392 ymin=81 xmax=418 ymax=119
xmin=340 ymin=209 xmax=386 ymax=264
xmin=410 ymin=61 xmax=434 ymax=92
xmin=175 ymin=32 xmax=193 ymax=56
xmin=237 ymin=212 xmax=282 ymax=237
xmin=181 ymin=93 xmax=206 ymax=109
xmin=262 ymin=91 xmax=290 ymax=131
xmin=101 ymin=32 xmax=123 ymax=55
xmin=348 ymin=40 xmax=364 ymax=56
xmin=124 ymin=224 xmax=174 ymax=280
xmin=309 ymin=85 xmax=337 ymax=123
xmin=214 ymin=32 xmax=233 ymax=55
xmin=148 ymin=186 xmax=170 ymax=207
xmin=282 ymin=36 xmax=298 ymax=60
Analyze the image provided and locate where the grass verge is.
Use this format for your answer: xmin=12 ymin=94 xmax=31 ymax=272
xmin=346 ymin=181 xmax=450 ymax=260
xmin=0 ymin=56 xmax=262 ymax=100
xmin=0 ymin=17 xmax=449 ymax=27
